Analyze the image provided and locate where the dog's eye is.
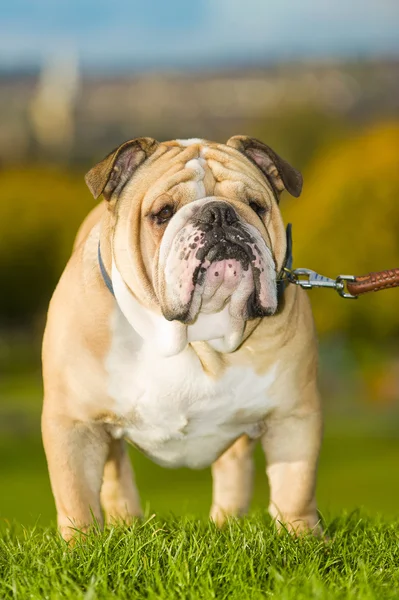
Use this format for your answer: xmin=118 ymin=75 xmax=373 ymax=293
xmin=249 ymin=201 xmax=267 ymax=218
xmin=153 ymin=205 xmax=174 ymax=225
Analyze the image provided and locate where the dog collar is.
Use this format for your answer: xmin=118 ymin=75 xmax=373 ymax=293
xmin=97 ymin=242 xmax=115 ymax=296
xmin=276 ymin=223 xmax=293 ymax=303
xmin=97 ymin=223 xmax=293 ymax=306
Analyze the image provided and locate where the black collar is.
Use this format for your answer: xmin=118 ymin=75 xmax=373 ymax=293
xmin=98 ymin=222 xmax=293 ymax=305
xmin=276 ymin=222 xmax=293 ymax=303
xmin=97 ymin=242 xmax=115 ymax=296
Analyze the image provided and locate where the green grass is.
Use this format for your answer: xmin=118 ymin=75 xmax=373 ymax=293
xmin=1 ymin=513 xmax=399 ymax=599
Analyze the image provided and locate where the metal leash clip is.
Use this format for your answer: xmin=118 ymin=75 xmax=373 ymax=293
xmin=283 ymin=268 xmax=358 ymax=299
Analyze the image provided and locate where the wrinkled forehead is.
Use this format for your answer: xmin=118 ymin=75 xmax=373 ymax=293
xmin=134 ymin=138 xmax=275 ymax=208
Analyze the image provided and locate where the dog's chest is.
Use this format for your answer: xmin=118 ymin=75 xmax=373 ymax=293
xmin=104 ymin=308 xmax=279 ymax=468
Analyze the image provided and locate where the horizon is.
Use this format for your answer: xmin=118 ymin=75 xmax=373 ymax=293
xmin=1 ymin=53 xmax=398 ymax=78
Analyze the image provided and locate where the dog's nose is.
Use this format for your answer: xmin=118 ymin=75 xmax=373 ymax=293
xmin=199 ymin=202 xmax=238 ymax=227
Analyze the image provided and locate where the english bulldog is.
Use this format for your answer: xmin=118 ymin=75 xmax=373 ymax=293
xmin=42 ymin=136 xmax=322 ymax=540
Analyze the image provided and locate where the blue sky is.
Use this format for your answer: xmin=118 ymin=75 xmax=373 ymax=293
xmin=1 ymin=0 xmax=398 ymax=71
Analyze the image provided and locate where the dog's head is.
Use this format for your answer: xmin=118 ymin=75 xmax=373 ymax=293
xmin=85 ymin=137 xmax=302 ymax=355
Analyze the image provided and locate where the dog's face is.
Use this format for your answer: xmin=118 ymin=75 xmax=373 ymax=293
xmin=85 ymin=137 xmax=302 ymax=354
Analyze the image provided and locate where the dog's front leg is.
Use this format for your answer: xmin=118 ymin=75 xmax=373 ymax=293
xmin=101 ymin=438 xmax=142 ymax=524
xmin=210 ymin=435 xmax=255 ymax=526
xmin=261 ymin=401 xmax=322 ymax=535
xmin=42 ymin=408 xmax=109 ymax=541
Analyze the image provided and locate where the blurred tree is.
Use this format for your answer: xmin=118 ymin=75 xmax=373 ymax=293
xmin=283 ymin=120 xmax=399 ymax=341
xmin=0 ymin=166 xmax=93 ymax=328
xmin=283 ymin=121 xmax=399 ymax=404
xmin=251 ymin=108 xmax=349 ymax=172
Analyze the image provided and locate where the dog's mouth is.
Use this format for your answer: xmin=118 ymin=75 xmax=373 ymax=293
xmin=159 ymin=202 xmax=278 ymax=324
xmin=194 ymin=223 xmax=255 ymax=269
xmin=192 ymin=230 xmax=270 ymax=316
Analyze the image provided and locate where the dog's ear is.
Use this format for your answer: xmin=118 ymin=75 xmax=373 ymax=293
xmin=85 ymin=137 xmax=159 ymax=200
xmin=226 ymin=135 xmax=303 ymax=199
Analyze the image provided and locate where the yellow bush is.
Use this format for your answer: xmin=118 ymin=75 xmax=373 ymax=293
xmin=0 ymin=166 xmax=94 ymax=324
xmin=0 ymin=166 xmax=93 ymax=265
xmin=283 ymin=121 xmax=399 ymax=340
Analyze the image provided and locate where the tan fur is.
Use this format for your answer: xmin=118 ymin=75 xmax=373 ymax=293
xmin=42 ymin=138 xmax=322 ymax=540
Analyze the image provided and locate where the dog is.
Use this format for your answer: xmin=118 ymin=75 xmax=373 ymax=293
xmin=42 ymin=136 xmax=322 ymax=540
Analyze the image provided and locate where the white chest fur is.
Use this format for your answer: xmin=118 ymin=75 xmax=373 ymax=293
xmin=105 ymin=306 xmax=280 ymax=468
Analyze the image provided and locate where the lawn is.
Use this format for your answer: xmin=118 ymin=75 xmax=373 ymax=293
xmin=1 ymin=513 xmax=399 ymax=599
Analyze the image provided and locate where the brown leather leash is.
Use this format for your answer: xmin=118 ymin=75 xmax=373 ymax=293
xmin=281 ymin=267 xmax=399 ymax=299
xmin=344 ymin=269 xmax=399 ymax=297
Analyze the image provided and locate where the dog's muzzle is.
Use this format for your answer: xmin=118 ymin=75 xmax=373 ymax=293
xmin=193 ymin=201 xmax=261 ymax=279
xmin=158 ymin=199 xmax=278 ymax=324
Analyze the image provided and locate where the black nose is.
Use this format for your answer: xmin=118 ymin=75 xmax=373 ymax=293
xmin=199 ymin=201 xmax=238 ymax=227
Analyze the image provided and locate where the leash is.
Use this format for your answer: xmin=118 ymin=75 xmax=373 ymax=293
xmin=279 ymin=224 xmax=399 ymax=300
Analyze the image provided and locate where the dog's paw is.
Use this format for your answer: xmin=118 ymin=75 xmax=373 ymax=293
xmin=274 ymin=513 xmax=323 ymax=537
xmin=209 ymin=505 xmax=231 ymax=528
